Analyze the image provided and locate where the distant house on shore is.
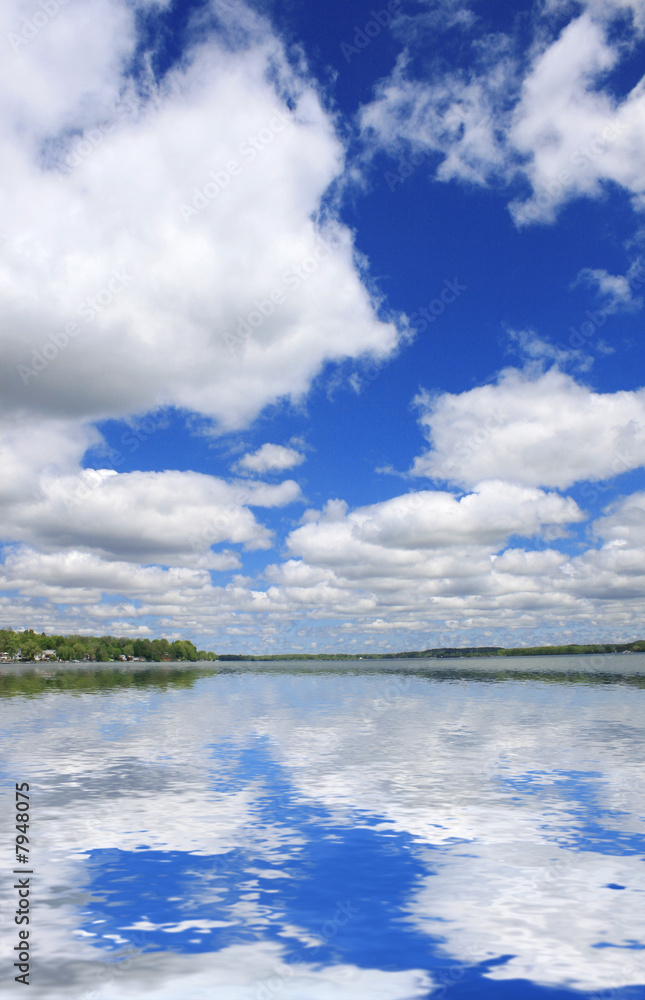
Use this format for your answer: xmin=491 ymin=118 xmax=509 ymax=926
xmin=41 ymin=650 xmax=57 ymax=660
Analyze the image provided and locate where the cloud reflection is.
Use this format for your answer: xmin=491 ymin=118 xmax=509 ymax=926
xmin=0 ymin=665 xmax=643 ymax=998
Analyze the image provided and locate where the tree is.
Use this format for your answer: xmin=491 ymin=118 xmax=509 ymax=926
xmin=0 ymin=630 xmax=19 ymax=657
xmin=18 ymin=638 xmax=40 ymax=661
xmin=133 ymin=639 xmax=152 ymax=660
xmin=170 ymin=640 xmax=198 ymax=661
xmin=151 ymin=638 xmax=170 ymax=661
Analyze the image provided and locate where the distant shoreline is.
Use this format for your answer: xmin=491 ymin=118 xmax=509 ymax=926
xmin=1 ymin=626 xmax=643 ymax=665
xmin=217 ymin=641 xmax=645 ymax=661
xmin=2 ymin=652 xmax=644 ymax=700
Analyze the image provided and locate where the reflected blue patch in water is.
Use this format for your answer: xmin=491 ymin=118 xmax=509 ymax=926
xmin=78 ymin=735 xmax=439 ymax=964
xmin=497 ymin=768 xmax=645 ymax=855
xmin=76 ymin=738 xmax=645 ymax=1000
xmin=593 ymin=941 xmax=645 ymax=949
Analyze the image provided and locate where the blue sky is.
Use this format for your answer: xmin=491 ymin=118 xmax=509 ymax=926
xmin=1 ymin=0 xmax=645 ymax=652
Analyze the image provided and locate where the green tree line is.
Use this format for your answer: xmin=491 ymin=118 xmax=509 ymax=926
xmin=217 ymin=640 xmax=645 ymax=661
xmin=0 ymin=628 xmax=218 ymax=662
xmin=1 ymin=628 xmax=643 ymax=664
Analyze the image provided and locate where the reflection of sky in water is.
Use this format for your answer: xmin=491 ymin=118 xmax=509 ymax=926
xmin=72 ymin=738 xmax=645 ymax=999
xmin=79 ymin=738 xmax=439 ymax=961
xmin=497 ymin=769 xmax=645 ymax=855
xmin=1 ymin=659 xmax=644 ymax=999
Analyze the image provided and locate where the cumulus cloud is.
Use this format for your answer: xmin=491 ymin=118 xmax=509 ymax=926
xmin=244 ymin=482 xmax=645 ymax=646
xmin=0 ymin=0 xmax=400 ymax=433
xmin=2 ymin=483 xmax=645 ymax=647
xmin=0 ymin=0 xmax=405 ymax=639
xmin=0 ymin=421 xmax=301 ymax=569
xmin=0 ymin=547 xmax=217 ymax=604
xmin=359 ymin=1 xmax=645 ymax=224
xmin=4 ymin=466 xmax=300 ymax=564
xmin=237 ymin=443 xmax=305 ymax=474
xmin=592 ymin=490 xmax=645 ymax=546
xmin=0 ymin=382 xmax=642 ymax=646
xmin=258 ymin=483 xmax=587 ymax=628
xmin=1 ymin=0 xmax=644 ymax=649
xmin=411 ymin=367 xmax=645 ymax=489
xmin=287 ymin=484 xmax=583 ymax=562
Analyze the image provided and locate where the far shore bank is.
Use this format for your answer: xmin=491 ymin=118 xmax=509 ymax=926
xmin=1 ymin=652 xmax=644 ymax=699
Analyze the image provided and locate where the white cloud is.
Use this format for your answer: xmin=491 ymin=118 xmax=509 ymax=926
xmin=1 ymin=0 xmax=644 ymax=649
xmin=0 ymin=419 xmax=643 ymax=647
xmin=360 ymin=50 xmax=517 ymax=188
xmin=0 ymin=422 xmax=301 ymax=566
xmin=593 ymin=490 xmax=645 ymax=546
xmin=0 ymin=0 xmax=401 ymax=432
xmin=574 ymin=265 xmax=644 ymax=312
xmin=411 ymin=367 xmax=645 ymax=489
xmin=287 ymin=484 xmax=583 ymax=561
xmin=16 ymin=466 xmax=300 ymax=561
xmin=506 ymin=329 xmax=593 ymax=371
xmin=360 ymin=1 xmax=645 ymax=224
xmin=257 ymin=483 xmax=587 ymax=628
xmin=0 ymin=547 xmax=217 ymax=603
xmin=0 ymin=0 xmax=406 ymax=640
xmin=389 ymin=0 xmax=478 ymax=42
xmin=246 ymin=481 xmax=645 ymax=646
xmin=3 ymin=476 xmax=645 ymax=647
xmin=0 ymin=419 xmax=102 ymax=505
xmin=237 ymin=443 xmax=305 ymax=473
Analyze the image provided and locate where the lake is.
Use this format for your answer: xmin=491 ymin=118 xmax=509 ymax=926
xmin=1 ymin=654 xmax=644 ymax=999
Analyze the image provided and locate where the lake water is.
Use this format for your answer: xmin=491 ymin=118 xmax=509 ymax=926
xmin=1 ymin=654 xmax=644 ymax=999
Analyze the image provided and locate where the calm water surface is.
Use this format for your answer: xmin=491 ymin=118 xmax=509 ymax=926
xmin=1 ymin=655 xmax=644 ymax=999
